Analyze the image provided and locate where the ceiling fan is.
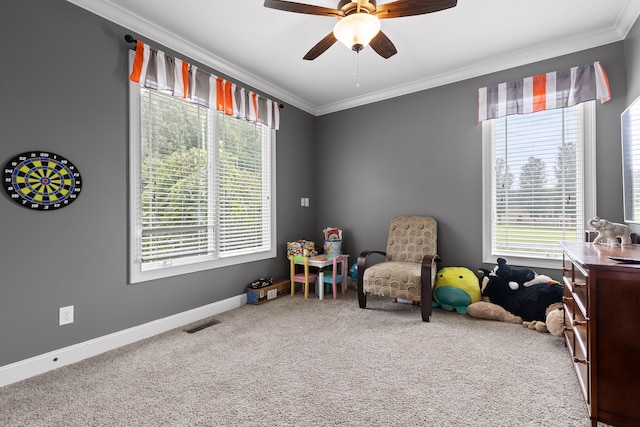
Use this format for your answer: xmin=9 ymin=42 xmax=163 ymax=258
xmin=263 ymin=0 xmax=457 ymax=60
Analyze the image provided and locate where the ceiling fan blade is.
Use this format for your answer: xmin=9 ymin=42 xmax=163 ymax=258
xmin=369 ymin=31 xmax=397 ymax=59
xmin=303 ymin=32 xmax=338 ymax=60
xmin=264 ymin=0 xmax=341 ymax=17
xmin=375 ymin=0 xmax=457 ymax=19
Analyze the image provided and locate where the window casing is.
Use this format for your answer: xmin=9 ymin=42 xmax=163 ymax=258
xmin=482 ymin=101 xmax=596 ymax=269
xmin=129 ymin=84 xmax=276 ymax=283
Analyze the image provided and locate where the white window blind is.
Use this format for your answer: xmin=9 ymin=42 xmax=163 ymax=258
xmin=622 ymin=97 xmax=640 ymax=223
xmin=483 ymin=102 xmax=595 ymax=268
xmin=217 ymin=114 xmax=272 ymax=256
xmin=130 ymin=86 xmax=275 ymax=283
xmin=140 ymin=89 xmax=212 ymax=264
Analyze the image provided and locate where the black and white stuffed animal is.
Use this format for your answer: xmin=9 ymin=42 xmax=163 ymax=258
xmin=477 ymin=268 xmax=563 ymax=322
xmin=495 ymin=257 xmax=555 ymax=290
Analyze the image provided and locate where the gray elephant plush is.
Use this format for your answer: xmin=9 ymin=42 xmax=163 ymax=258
xmin=588 ymin=217 xmax=631 ymax=245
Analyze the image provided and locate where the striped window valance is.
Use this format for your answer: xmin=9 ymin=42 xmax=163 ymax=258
xmin=478 ymin=61 xmax=610 ymax=122
xmin=129 ymin=41 xmax=280 ymax=130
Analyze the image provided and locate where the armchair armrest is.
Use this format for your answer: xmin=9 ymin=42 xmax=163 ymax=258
xmin=357 ymin=250 xmax=386 ymax=309
xmin=420 ymin=254 xmax=441 ymax=321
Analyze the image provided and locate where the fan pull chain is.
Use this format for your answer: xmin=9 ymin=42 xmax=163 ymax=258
xmin=352 ymin=51 xmax=361 ymax=88
xmin=352 ymin=51 xmax=357 ymax=76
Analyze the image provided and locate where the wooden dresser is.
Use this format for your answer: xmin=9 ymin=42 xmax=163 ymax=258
xmin=561 ymin=242 xmax=640 ymax=427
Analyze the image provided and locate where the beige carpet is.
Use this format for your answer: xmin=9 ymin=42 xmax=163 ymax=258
xmin=1 ymin=290 xmax=594 ymax=426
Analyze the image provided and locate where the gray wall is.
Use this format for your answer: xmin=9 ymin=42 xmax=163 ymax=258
xmin=0 ymin=0 xmax=637 ymax=367
xmin=315 ymin=42 xmax=628 ymax=274
xmin=0 ymin=0 xmax=316 ymax=366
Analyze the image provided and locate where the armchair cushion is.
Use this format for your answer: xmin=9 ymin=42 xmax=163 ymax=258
xmin=363 ymin=261 xmax=422 ymax=302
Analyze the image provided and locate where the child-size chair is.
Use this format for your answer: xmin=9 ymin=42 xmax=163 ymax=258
xmin=322 ymin=255 xmax=348 ymax=299
xmin=289 ymin=255 xmax=318 ymax=299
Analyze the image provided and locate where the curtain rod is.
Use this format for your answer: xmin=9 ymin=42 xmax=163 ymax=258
xmin=124 ymin=34 xmax=284 ymax=109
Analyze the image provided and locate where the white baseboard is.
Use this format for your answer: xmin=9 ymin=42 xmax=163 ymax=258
xmin=0 ymin=293 xmax=247 ymax=388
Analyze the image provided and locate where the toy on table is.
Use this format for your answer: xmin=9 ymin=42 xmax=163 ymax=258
xmin=323 ymin=227 xmax=342 ymax=258
xmin=324 ymin=227 xmax=341 ymax=240
xmin=287 ymin=240 xmax=317 ymax=257
xmin=431 ymin=266 xmax=481 ymax=315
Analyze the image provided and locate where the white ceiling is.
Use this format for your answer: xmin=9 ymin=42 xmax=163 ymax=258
xmin=69 ymin=0 xmax=640 ymax=115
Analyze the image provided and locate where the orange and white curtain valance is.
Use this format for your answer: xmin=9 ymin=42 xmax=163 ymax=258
xmin=129 ymin=41 xmax=280 ymax=130
xmin=478 ymin=61 xmax=610 ymax=122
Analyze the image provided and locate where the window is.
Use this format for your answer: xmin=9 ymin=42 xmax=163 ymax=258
xmin=129 ymin=85 xmax=276 ymax=283
xmin=482 ymin=101 xmax=596 ymax=269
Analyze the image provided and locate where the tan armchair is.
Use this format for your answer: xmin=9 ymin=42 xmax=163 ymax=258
xmin=357 ymin=216 xmax=440 ymax=321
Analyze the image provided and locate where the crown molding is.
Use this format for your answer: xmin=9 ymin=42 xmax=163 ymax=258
xmin=615 ymin=0 xmax=640 ymax=38
xmin=316 ymin=23 xmax=635 ymax=115
xmin=66 ymin=0 xmax=640 ymax=117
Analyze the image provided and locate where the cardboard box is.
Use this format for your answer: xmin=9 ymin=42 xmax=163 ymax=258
xmin=246 ymin=279 xmax=291 ymax=305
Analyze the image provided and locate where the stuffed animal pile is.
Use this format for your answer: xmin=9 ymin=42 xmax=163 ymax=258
xmin=466 ymin=258 xmax=565 ymax=336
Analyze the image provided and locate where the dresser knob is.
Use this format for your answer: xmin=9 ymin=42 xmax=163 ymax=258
xmin=562 ymin=296 xmax=573 ymax=303
xmin=573 ymin=320 xmax=587 ymax=326
xmin=573 ymin=357 xmax=588 ymax=365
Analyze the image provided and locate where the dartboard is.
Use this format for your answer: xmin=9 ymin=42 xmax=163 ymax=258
xmin=3 ymin=151 xmax=82 ymax=210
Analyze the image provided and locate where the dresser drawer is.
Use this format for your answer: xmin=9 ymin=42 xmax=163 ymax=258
xmin=571 ymin=263 xmax=588 ymax=309
xmin=562 ymin=256 xmax=573 ymax=280
xmin=563 ymin=325 xmax=590 ymax=405
xmin=563 ymin=253 xmax=588 ymax=314
xmin=570 ymin=328 xmax=590 ymax=405
xmin=562 ymin=277 xmax=574 ymax=318
xmin=563 ymin=281 xmax=589 ymax=357
xmin=562 ymin=256 xmax=574 ymax=291
xmin=563 ymin=291 xmax=590 ymax=405
xmin=570 ymin=305 xmax=588 ymax=359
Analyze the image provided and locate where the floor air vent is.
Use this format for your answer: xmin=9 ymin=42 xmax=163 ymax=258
xmin=184 ymin=318 xmax=220 ymax=334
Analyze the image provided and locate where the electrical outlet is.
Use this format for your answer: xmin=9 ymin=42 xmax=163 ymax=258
xmin=59 ymin=305 xmax=74 ymax=326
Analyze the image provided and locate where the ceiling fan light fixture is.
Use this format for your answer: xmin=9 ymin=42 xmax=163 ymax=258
xmin=333 ymin=13 xmax=381 ymax=52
